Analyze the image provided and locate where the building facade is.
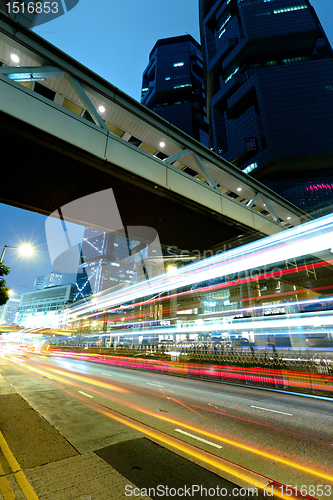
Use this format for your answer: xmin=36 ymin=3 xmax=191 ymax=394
xmin=199 ymin=0 xmax=333 ymax=217
xmin=17 ymin=284 xmax=75 ymax=328
xmin=74 ymin=228 xmax=136 ymax=302
xmin=141 ymin=34 xmax=209 ymax=147
xmin=33 ymin=272 xmax=62 ymax=290
xmin=0 ymin=297 xmax=19 ymax=325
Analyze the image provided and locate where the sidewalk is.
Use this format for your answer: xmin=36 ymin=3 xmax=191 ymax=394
xmin=0 ymin=372 xmax=150 ymax=500
xmin=0 ymin=358 xmax=286 ymax=500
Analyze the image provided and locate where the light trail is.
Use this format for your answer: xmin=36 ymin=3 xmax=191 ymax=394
xmin=138 ymin=409 xmax=333 ymax=483
xmin=61 ymin=258 xmax=333 ymax=326
xmin=24 ymin=356 xmax=332 ymax=449
xmin=60 ymin=308 xmax=333 ymax=337
xmin=43 ymin=349 xmax=333 ymax=393
xmin=49 ymin=368 xmax=130 ymax=393
xmin=8 ymin=355 xmax=332 ymax=496
xmin=22 ymin=358 xmax=333 ymax=481
xmin=70 ymin=392 xmax=279 ymax=497
xmin=60 ymin=212 xmax=333 ymax=321
xmin=71 ymin=392 xmax=328 ymax=499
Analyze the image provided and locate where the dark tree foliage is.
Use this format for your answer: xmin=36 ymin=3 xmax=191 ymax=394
xmin=0 ymin=263 xmax=10 ymax=306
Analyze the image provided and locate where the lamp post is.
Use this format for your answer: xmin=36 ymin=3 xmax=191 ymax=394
xmin=0 ymin=244 xmax=33 ymax=263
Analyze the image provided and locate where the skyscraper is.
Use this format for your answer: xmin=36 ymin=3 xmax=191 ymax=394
xmin=17 ymin=284 xmax=75 ymax=328
xmin=0 ymin=297 xmax=19 ymax=325
xmin=33 ymin=272 xmax=62 ymax=290
xmin=199 ymin=0 xmax=333 ymax=216
xmin=141 ymin=34 xmax=209 ymax=147
xmin=74 ymin=228 xmax=136 ymax=302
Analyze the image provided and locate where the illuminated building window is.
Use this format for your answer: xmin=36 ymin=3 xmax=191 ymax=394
xmin=306 ymin=183 xmax=333 ymax=191
xmin=174 ymin=83 xmax=192 ymax=89
xmin=219 ymin=14 xmax=232 ymax=38
xmin=225 ymin=67 xmax=239 ymax=83
xmin=282 ymin=56 xmax=310 ymax=64
xmin=242 ymin=162 xmax=258 ymax=174
xmin=273 ymin=5 xmax=307 ymax=14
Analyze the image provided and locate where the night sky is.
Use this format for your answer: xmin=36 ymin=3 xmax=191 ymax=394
xmin=1 ymin=0 xmax=333 ymax=298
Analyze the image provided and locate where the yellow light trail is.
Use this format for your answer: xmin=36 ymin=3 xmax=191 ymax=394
xmin=50 ymin=368 xmax=130 ymax=393
xmin=141 ymin=410 xmax=333 ymax=483
xmin=57 ymin=370 xmax=333 ymax=486
xmin=4 ymin=357 xmax=308 ymax=499
xmin=25 ymin=362 xmax=130 ymax=394
xmin=76 ymin=398 xmax=276 ymax=495
xmin=21 ymin=359 xmax=333 ymax=487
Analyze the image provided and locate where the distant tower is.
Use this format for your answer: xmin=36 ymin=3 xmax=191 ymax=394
xmin=199 ymin=0 xmax=333 ymax=217
xmin=141 ymin=34 xmax=209 ymax=147
xmin=34 ymin=272 xmax=62 ymax=290
xmin=0 ymin=297 xmax=20 ymax=325
xmin=74 ymin=228 xmax=136 ymax=302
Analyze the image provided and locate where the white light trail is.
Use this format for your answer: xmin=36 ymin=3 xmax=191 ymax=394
xmin=61 ymin=212 xmax=333 ymax=322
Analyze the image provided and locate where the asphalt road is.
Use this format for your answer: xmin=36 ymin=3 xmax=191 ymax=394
xmin=1 ymin=350 xmax=333 ymax=500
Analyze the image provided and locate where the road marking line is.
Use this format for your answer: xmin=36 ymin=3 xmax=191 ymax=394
xmin=174 ymin=429 xmax=223 ymax=449
xmin=251 ymin=405 xmax=293 ymax=416
xmin=101 ymin=372 xmax=112 ymax=376
xmin=0 ymin=430 xmax=39 ymax=500
xmin=0 ymin=467 xmax=16 ymax=500
xmin=147 ymin=383 xmax=164 ymax=387
xmin=15 ymin=471 xmax=40 ymax=500
xmin=78 ymin=391 xmax=93 ymax=398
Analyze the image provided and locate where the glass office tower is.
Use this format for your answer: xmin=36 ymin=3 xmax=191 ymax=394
xmin=141 ymin=34 xmax=209 ymax=147
xmin=74 ymin=228 xmax=136 ymax=302
xmin=199 ymin=0 xmax=333 ymax=217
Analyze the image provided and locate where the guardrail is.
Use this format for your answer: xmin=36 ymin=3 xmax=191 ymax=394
xmin=44 ymin=346 xmax=333 ymax=397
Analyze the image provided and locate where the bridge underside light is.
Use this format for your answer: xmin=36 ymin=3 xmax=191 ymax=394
xmin=10 ymin=53 xmax=20 ymax=63
xmin=7 ymin=73 xmax=46 ymax=82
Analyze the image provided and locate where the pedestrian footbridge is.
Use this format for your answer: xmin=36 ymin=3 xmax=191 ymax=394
xmin=0 ymin=12 xmax=309 ymax=253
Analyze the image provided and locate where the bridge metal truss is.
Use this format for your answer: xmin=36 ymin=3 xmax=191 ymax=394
xmin=0 ymin=12 xmax=309 ymax=237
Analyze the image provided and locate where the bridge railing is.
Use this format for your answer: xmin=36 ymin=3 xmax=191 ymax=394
xmin=0 ymin=11 xmax=309 ymax=235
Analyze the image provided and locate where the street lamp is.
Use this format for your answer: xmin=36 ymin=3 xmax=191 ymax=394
xmin=0 ymin=244 xmax=33 ymax=263
xmin=166 ymin=264 xmax=178 ymax=274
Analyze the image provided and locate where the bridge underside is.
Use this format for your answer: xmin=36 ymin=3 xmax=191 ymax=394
xmin=0 ymin=12 xmax=310 ymax=258
xmin=1 ymin=111 xmax=256 ymax=253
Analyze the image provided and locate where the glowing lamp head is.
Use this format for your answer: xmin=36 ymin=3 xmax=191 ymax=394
xmin=19 ymin=244 xmax=33 ymax=256
xmin=167 ymin=265 xmax=177 ymax=274
xmin=10 ymin=54 xmax=20 ymax=63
